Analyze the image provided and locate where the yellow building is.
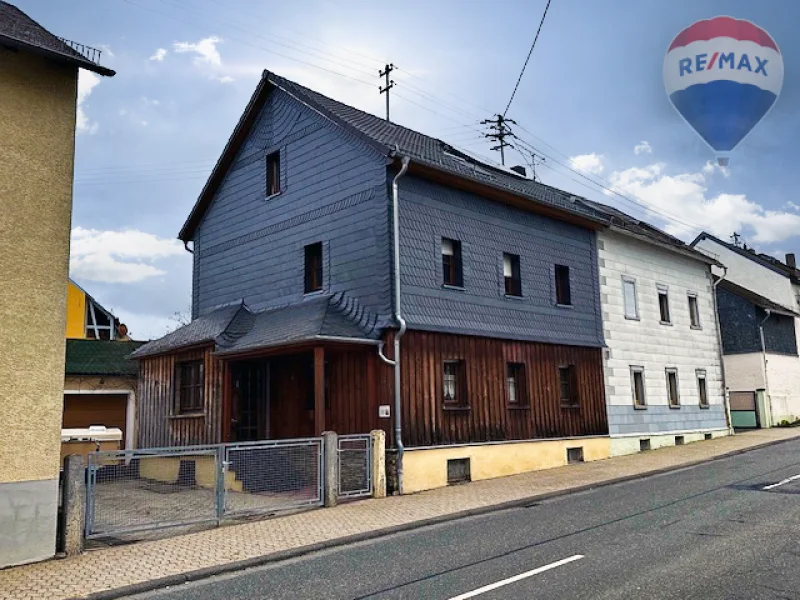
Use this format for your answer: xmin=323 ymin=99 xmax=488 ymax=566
xmin=0 ymin=2 xmax=114 ymax=567
xmin=65 ymin=279 xmax=127 ymax=340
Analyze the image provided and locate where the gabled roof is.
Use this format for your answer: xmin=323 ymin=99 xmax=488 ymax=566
xmin=576 ymin=198 xmax=721 ymax=266
xmin=717 ymin=279 xmax=799 ymax=317
xmin=66 ymin=339 xmax=145 ymax=376
xmin=692 ymin=232 xmax=800 ymax=282
xmin=131 ymin=293 xmax=382 ymax=359
xmin=178 ymin=70 xmax=609 ymax=242
xmin=0 ymin=2 xmax=115 ymax=76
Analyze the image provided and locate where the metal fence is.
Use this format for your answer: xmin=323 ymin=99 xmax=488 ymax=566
xmin=337 ymin=434 xmax=372 ymax=499
xmin=85 ymin=438 xmax=323 ymax=540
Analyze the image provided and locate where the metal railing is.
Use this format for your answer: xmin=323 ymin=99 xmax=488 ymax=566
xmin=85 ymin=438 xmax=324 ymax=540
xmin=337 ymin=434 xmax=372 ymax=499
xmin=1 ymin=19 xmax=104 ymax=64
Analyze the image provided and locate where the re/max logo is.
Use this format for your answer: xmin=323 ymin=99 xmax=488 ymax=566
xmin=679 ymin=52 xmax=769 ymax=76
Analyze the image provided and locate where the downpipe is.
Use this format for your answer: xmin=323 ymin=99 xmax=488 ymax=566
xmin=711 ymin=267 xmax=734 ymax=435
xmin=759 ymin=308 xmax=772 ymax=425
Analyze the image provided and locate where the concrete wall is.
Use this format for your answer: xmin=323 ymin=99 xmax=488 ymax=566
xmin=402 ymin=436 xmax=610 ymax=493
xmin=765 ymin=353 xmax=800 ymax=424
xmin=397 ymin=175 xmax=603 ymax=346
xmin=610 ymin=428 xmax=727 ymax=457
xmin=193 ymin=88 xmax=391 ymax=323
xmin=0 ymin=49 xmax=78 ymax=566
xmin=723 ymin=352 xmax=765 ymax=392
xmin=597 ymin=231 xmax=727 ymax=448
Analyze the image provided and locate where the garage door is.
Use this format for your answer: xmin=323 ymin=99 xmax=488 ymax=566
xmin=729 ymin=391 xmax=759 ymax=429
xmin=63 ymin=394 xmax=128 ymax=446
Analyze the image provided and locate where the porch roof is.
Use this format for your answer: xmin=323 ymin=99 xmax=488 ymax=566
xmin=130 ymin=293 xmax=382 ymax=359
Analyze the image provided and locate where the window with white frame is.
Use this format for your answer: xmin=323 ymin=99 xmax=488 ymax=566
xmin=630 ymin=366 xmax=646 ymax=408
xmin=666 ymin=368 xmax=680 ymax=407
xmin=688 ymin=293 xmax=701 ymax=328
xmin=622 ymin=277 xmax=638 ymax=319
xmin=697 ymin=369 xmax=709 ymax=408
xmin=657 ymin=284 xmax=671 ymax=324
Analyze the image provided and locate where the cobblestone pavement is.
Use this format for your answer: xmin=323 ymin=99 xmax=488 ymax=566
xmin=1 ymin=429 xmax=798 ymax=600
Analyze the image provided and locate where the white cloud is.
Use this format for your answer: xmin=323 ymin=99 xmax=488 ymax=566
xmin=786 ymin=201 xmax=800 ymax=213
xmin=174 ymin=35 xmax=223 ymax=67
xmin=97 ymin=44 xmax=115 ymax=58
xmin=216 ymin=75 xmax=235 ymax=84
xmin=607 ymin=163 xmax=800 ymax=244
xmin=141 ymin=97 xmax=160 ymax=107
xmin=76 ymin=70 xmax=101 ymax=134
xmin=569 ymin=153 xmax=605 ymax=175
xmin=702 ymin=160 xmax=730 ymax=178
xmin=634 ymin=141 xmax=652 ymax=155
xmin=69 ymin=227 xmax=184 ymax=284
xmin=150 ymin=48 xmax=167 ymax=61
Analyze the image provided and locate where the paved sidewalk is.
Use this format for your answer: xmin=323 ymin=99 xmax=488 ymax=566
xmin=2 ymin=428 xmax=799 ymax=600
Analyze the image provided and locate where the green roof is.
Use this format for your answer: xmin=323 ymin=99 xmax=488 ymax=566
xmin=65 ymin=339 xmax=145 ymax=377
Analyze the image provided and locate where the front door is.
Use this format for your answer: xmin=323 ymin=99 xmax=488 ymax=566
xmin=729 ymin=391 xmax=759 ymax=429
xmin=232 ymin=361 xmax=270 ymax=441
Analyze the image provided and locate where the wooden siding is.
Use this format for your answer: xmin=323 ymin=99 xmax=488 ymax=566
xmin=137 ymin=346 xmax=226 ymax=448
xmin=396 ymin=330 xmax=607 ymax=447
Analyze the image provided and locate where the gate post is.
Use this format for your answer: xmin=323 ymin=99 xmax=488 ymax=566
xmin=62 ymin=454 xmax=86 ymax=556
xmin=215 ymin=445 xmax=227 ymax=523
xmin=322 ymin=431 xmax=338 ymax=507
xmin=370 ymin=430 xmax=387 ymax=498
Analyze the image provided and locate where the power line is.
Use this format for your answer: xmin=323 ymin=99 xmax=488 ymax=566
xmin=379 ymin=63 xmax=396 ymax=121
xmin=503 ymin=0 xmax=552 ymax=117
xmin=481 ymin=114 xmax=516 ymax=165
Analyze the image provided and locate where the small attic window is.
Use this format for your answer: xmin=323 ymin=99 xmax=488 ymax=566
xmin=266 ymin=150 xmax=281 ymax=196
xmin=86 ymin=300 xmax=115 ymax=340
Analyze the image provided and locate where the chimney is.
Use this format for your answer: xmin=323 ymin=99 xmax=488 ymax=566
xmin=786 ymin=253 xmax=796 ymax=269
xmin=510 ymin=165 xmax=527 ymax=177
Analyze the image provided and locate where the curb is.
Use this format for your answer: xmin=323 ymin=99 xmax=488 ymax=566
xmin=77 ymin=433 xmax=798 ymax=600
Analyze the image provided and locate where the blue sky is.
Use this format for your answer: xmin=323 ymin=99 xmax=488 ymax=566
xmin=20 ymin=0 xmax=800 ymax=338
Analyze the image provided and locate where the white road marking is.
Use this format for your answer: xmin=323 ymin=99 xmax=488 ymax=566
xmin=763 ymin=473 xmax=800 ymax=490
xmin=447 ymin=554 xmax=585 ymax=600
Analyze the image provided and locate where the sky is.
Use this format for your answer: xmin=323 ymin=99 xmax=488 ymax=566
xmin=19 ymin=0 xmax=800 ymax=339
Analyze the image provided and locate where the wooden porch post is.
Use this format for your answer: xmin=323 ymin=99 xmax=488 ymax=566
xmin=314 ymin=346 xmax=326 ymax=435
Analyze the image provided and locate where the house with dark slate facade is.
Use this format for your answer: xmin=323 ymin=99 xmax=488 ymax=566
xmin=132 ymin=70 xmax=616 ymax=493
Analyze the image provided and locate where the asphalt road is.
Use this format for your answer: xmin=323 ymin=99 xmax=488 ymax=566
xmin=132 ymin=438 xmax=800 ymax=600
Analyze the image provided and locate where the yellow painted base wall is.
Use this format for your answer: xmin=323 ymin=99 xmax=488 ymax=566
xmin=402 ymin=437 xmax=611 ymax=494
xmin=138 ymin=456 xmax=242 ymax=491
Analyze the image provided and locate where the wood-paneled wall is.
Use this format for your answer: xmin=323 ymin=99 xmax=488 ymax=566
xmin=137 ymin=346 xmax=226 ymax=448
xmin=396 ymin=330 xmax=607 ymax=447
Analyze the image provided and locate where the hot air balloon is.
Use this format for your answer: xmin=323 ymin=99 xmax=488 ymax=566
xmin=663 ymin=16 xmax=783 ymax=166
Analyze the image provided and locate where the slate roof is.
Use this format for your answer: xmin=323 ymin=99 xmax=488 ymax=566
xmin=0 ymin=1 xmax=114 ymax=76
xmin=65 ymin=339 xmax=146 ymax=376
xmin=576 ymin=198 xmax=721 ymax=266
xmin=179 ymin=70 xmax=608 ymax=241
xmin=131 ymin=293 xmax=382 ymax=359
xmin=693 ymin=232 xmax=800 ymax=282
xmin=717 ymin=279 xmax=800 ymax=317
xmin=130 ymin=302 xmax=245 ymax=358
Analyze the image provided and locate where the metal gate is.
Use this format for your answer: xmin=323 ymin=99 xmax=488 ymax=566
xmin=85 ymin=438 xmax=323 ymax=540
xmin=337 ymin=434 xmax=372 ymax=499
xmin=730 ymin=391 xmax=759 ymax=429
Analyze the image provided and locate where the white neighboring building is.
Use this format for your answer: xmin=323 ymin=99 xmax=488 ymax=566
xmin=692 ymin=233 xmax=800 ymax=426
xmin=582 ymin=203 xmax=730 ymax=457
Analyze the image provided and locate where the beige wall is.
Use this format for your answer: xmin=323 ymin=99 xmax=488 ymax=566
xmin=402 ymin=437 xmax=611 ymax=494
xmin=0 ymin=49 xmax=78 ymax=484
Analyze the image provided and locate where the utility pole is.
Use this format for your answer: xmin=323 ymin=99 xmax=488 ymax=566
xmin=481 ymin=114 xmax=516 ymax=165
xmin=379 ymin=63 xmax=396 ymax=121
xmin=527 ymin=150 xmax=546 ymax=182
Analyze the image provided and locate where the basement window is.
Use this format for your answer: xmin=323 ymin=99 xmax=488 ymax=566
xmin=640 ymin=439 xmax=651 ymax=452
xmin=447 ymin=458 xmax=471 ymax=485
xmin=567 ymin=447 xmax=584 ymax=464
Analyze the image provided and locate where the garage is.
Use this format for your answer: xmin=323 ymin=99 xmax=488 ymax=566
xmin=63 ymin=393 xmax=129 ymax=446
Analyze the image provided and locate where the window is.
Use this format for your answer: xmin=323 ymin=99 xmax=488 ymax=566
xmin=688 ymin=293 xmax=701 ymax=328
xmin=176 ymin=360 xmax=204 ymax=414
xmin=85 ymin=300 xmax=115 ymax=340
xmin=555 ymin=264 xmax=571 ymax=305
xmin=443 ymin=360 xmax=465 ymax=406
xmin=623 ymin=277 xmax=638 ymax=319
xmin=630 ymin=366 xmax=646 ymax=408
xmin=266 ymin=150 xmax=281 ymax=196
xmin=666 ymin=368 xmax=680 ymax=407
xmin=503 ymin=253 xmax=522 ymax=296
xmin=441 ymin=238 xmax=463 ymax=287
xmin=559 ymin=365 xmax=578 ymax=407
xmin=506 ymin=362 xmax=527 ymax=406
xmin=657 ymin=285 xmax=671 ymax=324
xmin=697 ymin=369 xmax=709 ymax=408
xmin=304 ymin=242 xmax=323 ymax=293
